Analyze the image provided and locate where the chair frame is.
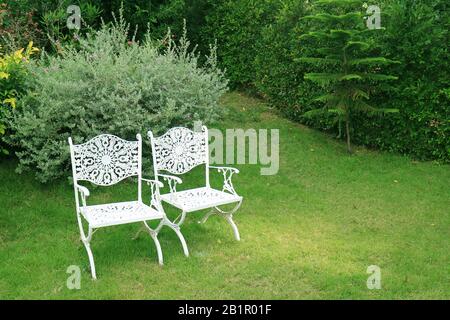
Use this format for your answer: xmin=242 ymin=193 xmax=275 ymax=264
xmin=68 ymin=134 xmax=187 ymax=279
xmin=148 ymin=126 xmax=243 ymax=245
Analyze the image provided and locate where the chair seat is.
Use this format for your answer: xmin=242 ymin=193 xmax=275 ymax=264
xmin=160 ymin=187 xmax=242 ymax=213
xmin=80 ymin=201 xmax=163 ymax=228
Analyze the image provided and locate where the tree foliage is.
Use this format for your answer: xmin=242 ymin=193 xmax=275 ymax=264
xmin=300 ymin=0 xmax=398 ymax=153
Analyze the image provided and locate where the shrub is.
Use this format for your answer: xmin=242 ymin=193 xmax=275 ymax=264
xmin=39 ymin=1 xmax=102 ymax=53
xmin=0 ymin=41 xmax=39 ymax=155
xmin=202 ymin=0 xmax=282 ymax=88
xmin=350 ymin=0 xmax=449 ymax=161
xmin=254 ymin=0 xmax=321 ymax=121
xmin=7 ymin=17 xmax=228 ymax=182
xmin=2 ymin=0 xmax=211 ymax=54
xmin=0 ymin=2 xmax=44 ymax=51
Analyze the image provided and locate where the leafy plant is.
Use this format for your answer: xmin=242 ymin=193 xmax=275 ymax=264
xmin=299 ymin=0 xmax=398 ymax=153
xmin=352 ymin=0 xmax=449 ymax=161
xmin=202 ymin=0 xmax=282 ymax=88
xmin=7 ymin=15 xmax=228 ymax=182
xmin=254 ymin=0 xmax=319 ymax=121
xmin=0 ymin=2 xmax=44 ymax=51
xmin=41 ymin=1 xmax=102 ymax=54
xmin=0 ymin=41 xmax=39 ymax=155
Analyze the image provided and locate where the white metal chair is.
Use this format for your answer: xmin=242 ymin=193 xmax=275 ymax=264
xmin=148 ymin=126 xmax=243 ymax=249
xmin=68 ymin=134 xmax=188 ymax=279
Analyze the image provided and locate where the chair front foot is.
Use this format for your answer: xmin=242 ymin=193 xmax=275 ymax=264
xmin=164 ymin=220 xmax=189 ymax=257
xmin=82 ymin=240 xmax=97 ymax=280
xmin=213 ymin=201 xmax=242 ymax=241
xmin=224 ymin=214 xmax=240 ymax=241
xmin=151 ymin=233 xmax=164 ymax=266
xmin=143 ymin=222 xmax=164 ymax=265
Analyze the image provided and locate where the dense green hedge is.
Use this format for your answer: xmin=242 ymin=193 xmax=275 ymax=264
xmin=201 ymin=0 xmax=282 ymax=89
xmin=351 ymin=0 xmax=449 ymax=161
xmin=203 ymin=0 xmax=449 ymax=162
xmin=1 ymin=0 xmax=211 ymax=53
xmin=2 ymin=0 xmax=449 ymax=161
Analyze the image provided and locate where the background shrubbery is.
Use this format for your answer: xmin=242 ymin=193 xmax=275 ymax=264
xmin=1 ymin=0 xmax=448 ymax=175
xmin=0 ymin=41 xmax=39 ymax=155
xmin=6 ymin=17 xmax=227 ymax=182
xmin=351 ymin=0 xmax=449 ymax=161
xmin=202 ymin=0 xmax=449 ymax=162
xmin=201 ymin=0 xmax=282 ymax=89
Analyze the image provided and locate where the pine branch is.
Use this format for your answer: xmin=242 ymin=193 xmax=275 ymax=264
xmin=349 ymin=57 xmax=400 ymax=66
xmin=344 ymin=41 xmax=371 ymax=51
xmin=340 ymin=74 xmax=363 ymax=81
xmin=361 ymin=74 xmax=399 ymax=81
xmin=350 ymin=88 xmax=369 ymax=100
xmin=302 ymin=108 xmax=329 ymax=119
xmin=303 ymin=13 xmax=363 ymax=24
xmin=328 ymin=108 xmax=346 ymax=116
xmin=297 ymin=57 xmax=340 ymax=65
xmin=304 ymin=73 xmax=344 ymax=85
xmin=316 ymin=0 xmax=364 ymax=7
xmin=329 ymin=30 xmax=354 ymax=39
xmin=299 ymin=32 xmax=328 ymax=40
xmin=313 ymin=94 xmax=339 ymax=103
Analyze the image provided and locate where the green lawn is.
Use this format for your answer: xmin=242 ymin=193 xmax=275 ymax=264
xmin=0 ymin=92 xmax=449 ymax=299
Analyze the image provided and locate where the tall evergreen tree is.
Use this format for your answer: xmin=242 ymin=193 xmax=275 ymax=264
xmin=300 ymin=0 xmax=398 ymax=153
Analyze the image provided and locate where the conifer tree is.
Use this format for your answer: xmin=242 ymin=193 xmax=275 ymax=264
xmin=300 ymin=0 xmax=398 ymax=153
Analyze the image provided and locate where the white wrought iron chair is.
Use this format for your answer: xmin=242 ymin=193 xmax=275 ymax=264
xmin=68 ymin=134 xmax=188 ymax=279
xmin=148 ymin=126 xmax=243 ymax=249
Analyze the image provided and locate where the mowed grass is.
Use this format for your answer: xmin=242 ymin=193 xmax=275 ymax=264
xmin=0 ymin=92 xmax=449 ymax=299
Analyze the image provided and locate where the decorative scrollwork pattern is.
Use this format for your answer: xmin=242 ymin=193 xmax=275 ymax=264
xmin=153 ymin=127 xmax=207 ymax=175
xmin=72 ymin=134 xmax=140 ymax=186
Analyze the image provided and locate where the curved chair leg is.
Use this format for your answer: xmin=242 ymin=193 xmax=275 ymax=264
xmin=199 ymin=210 xmax=215 ymax=224
xmin=224 ymin=214 xmax=240 ymax=241
xmin=202 ymin=201 xmax=242 ymax=241
xmin=156 ymin=212 xmax=189 ymax=257
xmin=143 ymin=221 xmax=164 ymax=265
xmin=132 ymin=227 xmax=145 ymax=240
xmin=77 ymin=214 xmax=97 ymax=279
xmin=167 ymin=223 xmax=189 ymax=257
xmin=83 ymin=241 xmax=97 ymax=279
xmin=172 ymin=210 xmax=187 ymax=227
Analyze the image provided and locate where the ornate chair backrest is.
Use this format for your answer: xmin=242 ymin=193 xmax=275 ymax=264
xmin=149 ymin=126 xmax=209 ymax=182
xmin=68 ymin=134 xmax=142 ymax=187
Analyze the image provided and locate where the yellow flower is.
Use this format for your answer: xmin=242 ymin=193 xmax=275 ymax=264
xmin=0 ymin=71 xmax=9 ymax=79
xmin=26 ymin=41 xmax=40 ymax=56
xmin=14 ymin=48 xmax=24 ymax=57
xmin=3 ymin=97 xmax=16 ymax=108
xmin=12 ymin=48 xmax=25 ymax=63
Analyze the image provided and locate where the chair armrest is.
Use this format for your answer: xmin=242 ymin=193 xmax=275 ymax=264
xmin=209 ymin=166 xmax=240 ymax=195
xmin=209 ymin=166 xmax=240 ymax=174
xmin=141 ymin=178 xmax=164 ymax=189
xmin=158 ymin=174 xmax=182 ymax=193
xmin=141 ymin=178 xmax=164 ymax=211
xmin=75 ymin=183 xmax=90 ymax=207
xmin=75 ymin=183 xmax=90 ymax=197
xmin=158 ymin=174 xmax=183 ymax=184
